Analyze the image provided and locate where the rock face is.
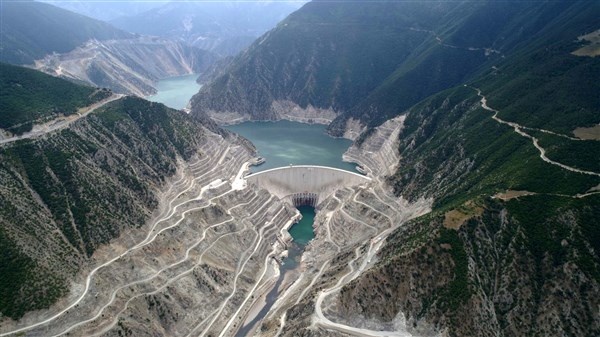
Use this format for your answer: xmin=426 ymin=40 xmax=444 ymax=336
xmin=34 ymin=37 xmax=218 ymax=96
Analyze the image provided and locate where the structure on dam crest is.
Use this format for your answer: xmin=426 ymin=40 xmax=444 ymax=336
xmin=245 ymin=165 xmax=371 ymax=207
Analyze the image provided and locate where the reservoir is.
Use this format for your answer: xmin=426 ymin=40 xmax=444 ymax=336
xmin=225 ymin=120 xmax=356 ymax=173
xmin=146 ymin=74 xmax=201 ymax=110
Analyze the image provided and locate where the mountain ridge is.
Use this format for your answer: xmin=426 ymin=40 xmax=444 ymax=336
xmin=0 ymin=1 xmax=133 ymax=65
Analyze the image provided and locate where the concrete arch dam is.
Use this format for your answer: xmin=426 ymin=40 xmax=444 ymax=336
xmin=245 ymin=165 xmax=371 ymax=207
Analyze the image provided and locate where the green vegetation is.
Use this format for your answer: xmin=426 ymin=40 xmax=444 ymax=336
xmin=507 ymin=194 xmax=600 ymax=283
xmin=0 ymin=82 xmax=211 ymax=318
xmin=0 ymin=63 xmax=110 ymax=134
xmin=0 ymin=1 xmax=131 ymax=65
xmin=390 ymin=86 xmax=599 ymax=210
xmin=193 ymin=0 xmax=598 ymax=138
xmin=0 ymin=227 xmax=67 ymax=319
xmin=532 ymin=131 xmax=600 ymax=173
xmin=436 ymin=228 xmax=471 ymax=311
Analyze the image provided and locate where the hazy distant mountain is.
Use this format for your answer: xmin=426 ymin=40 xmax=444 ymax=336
xmin=110 ymin=0 xmax=305 ymax=56
xmin=41 ymin=0 xmax=168 ymax=21
xmin=0 ymin=1 xmax=133 ymax=65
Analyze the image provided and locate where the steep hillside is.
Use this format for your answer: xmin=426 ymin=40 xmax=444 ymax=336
xmin=328 ymin=3 xmax=600 ymax=335
xmin=0 ymin=1 xmax=132 ymax=65
xmin=191 ymin=0 xmax=597 ymax=138
xmin=0 ymin=66 xmax=238 ymax=320
xmin=34 ymin=37 xmax=218 ymax=96
xmin=0 ymin=63 xmax=110 ymax=135
xmin=110 ymin=0 xmax=303 ymax=56
xmin=335 ymin=0 xmax=598 ymax=130
xmin=0 ymin=95 xmax=224 ymax=320
xmin=339 ymin=196 xmax=600 ymax=337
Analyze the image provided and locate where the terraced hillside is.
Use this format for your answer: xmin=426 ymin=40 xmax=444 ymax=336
xmin=0 ymin=66 xmax=253 ymax=323
xmin=34 ymin=37 xmax=218 ymax=96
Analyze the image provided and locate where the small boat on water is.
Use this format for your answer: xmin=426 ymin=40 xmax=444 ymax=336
xmin=251 ymin=157 xmax=266 ymax=166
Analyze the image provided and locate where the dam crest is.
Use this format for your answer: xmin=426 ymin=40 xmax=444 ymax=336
xmin=245 ymin=165 xmax=371 ymax=207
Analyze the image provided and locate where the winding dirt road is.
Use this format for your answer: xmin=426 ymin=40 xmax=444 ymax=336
xmin=471 ymin=86 xmax=600 ymax=177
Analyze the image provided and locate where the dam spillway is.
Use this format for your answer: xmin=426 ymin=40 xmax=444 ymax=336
xmin=245 ymin=165 xmax=371 ymax=207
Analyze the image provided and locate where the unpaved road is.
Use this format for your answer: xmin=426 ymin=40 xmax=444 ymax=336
xmin=472 ymin=86 xmax=600 ymax=177
xmin=0 ymin=94 xmax=123 ymax=145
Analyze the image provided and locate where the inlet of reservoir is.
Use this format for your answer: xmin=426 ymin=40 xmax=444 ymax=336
xmin=146 ymin=73 xmax=201 ymax=110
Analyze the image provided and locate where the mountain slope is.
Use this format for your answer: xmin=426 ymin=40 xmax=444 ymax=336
xmin=0 ymin=63 xmax=111 ymax=135
xmin=191 ymin=0 xmax=598 ymax=138
xmin=0 ymin=1 xmax=132 ymax=65
xmin=110 ymin=0 xmax=303 ymax=56
xmin=324 ymin=3 xmax=600 ymax=335
xmin=0 ymin=66 xmax=235 ymax=320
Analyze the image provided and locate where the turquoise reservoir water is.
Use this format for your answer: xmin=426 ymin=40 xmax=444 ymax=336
xmin=225 ymin=120 xmax=356 ymax=173
xmin=146 ymin=74 xmax=201 ymax=110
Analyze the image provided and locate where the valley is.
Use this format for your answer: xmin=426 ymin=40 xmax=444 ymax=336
xmin=1 ymin=0 xmax=598 ymax=336
xmin=0 ymin=98 xmax=430 ymax=336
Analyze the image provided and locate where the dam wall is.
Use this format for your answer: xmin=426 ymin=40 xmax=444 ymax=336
xmin=245 ymin=165 xmax=371 ymax=207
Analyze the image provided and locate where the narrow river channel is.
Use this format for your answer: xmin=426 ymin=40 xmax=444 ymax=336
xmin=236 ymin=206 xmax=316 ymax=336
